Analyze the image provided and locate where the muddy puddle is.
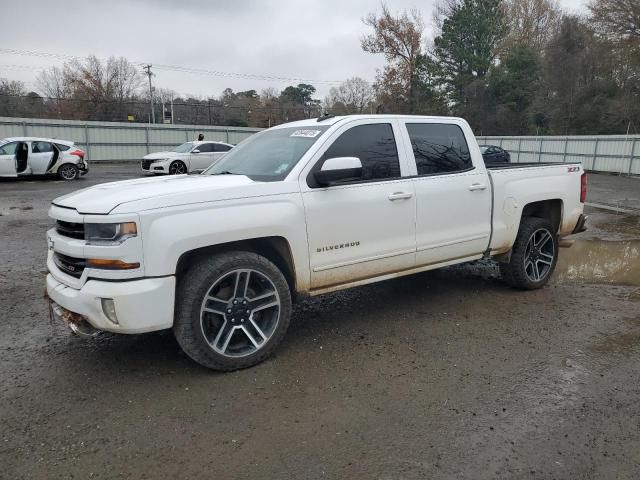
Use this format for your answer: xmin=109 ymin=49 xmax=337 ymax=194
xmin=554 ymin=239 xmax=640 ymax=286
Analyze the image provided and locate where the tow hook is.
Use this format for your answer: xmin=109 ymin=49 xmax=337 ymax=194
xmin=48 ymin=299 xmax=102 ymax=338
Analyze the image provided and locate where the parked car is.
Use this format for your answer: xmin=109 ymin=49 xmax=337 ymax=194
xmin=141 ymin=141 xmax=234 ymax=175
xmin=480 ymin=144 xmax=510 ymax=163
xmin=46 ymin=115 xmax=587 ymax=371
xmin=0 ymin=137 xmax=88 ymax=180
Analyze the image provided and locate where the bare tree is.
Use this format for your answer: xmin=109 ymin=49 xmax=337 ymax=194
xmin=362 ymin=4 xmax=424 ymax=112
xmin=589 ymin=0 xmax=640 ymax=39
xmin=36 ymin=66 xmax=69 ymax=99
xmin=325 ymin=77 xmax=375 ymax=114
xmin=503 ymin=0 xmax=562 ymax=51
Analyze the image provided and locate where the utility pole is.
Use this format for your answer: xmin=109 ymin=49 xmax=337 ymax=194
xmin=143 ymin=64 xmax=155 ymax=124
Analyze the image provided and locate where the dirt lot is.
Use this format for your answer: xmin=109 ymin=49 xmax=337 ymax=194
xmin=1 ymin=166 xmax=639 ymax=479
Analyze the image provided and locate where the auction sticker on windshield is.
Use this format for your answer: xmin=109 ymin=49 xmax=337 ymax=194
xmin=290 ymin=130 xmax=322 ymax=138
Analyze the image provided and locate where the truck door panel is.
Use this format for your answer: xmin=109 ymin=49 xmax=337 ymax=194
xmin=403 ymin=122 xmax=492 ymax=265
xmin=302 ymin=122 xmax=416 ymax=289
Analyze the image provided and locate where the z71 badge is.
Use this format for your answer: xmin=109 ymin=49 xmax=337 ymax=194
xmin=317 ymin=241 xmax=360 ymax=253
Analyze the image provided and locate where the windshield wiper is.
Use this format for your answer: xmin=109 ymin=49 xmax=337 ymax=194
xmin=212 ymin=171 xmax=240 ymax=175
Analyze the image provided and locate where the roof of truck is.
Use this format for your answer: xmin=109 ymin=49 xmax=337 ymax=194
xmin=271 ymin=114 xmax=467 ymax=129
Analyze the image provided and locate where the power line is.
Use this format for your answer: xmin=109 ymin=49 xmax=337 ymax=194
xmin=0 ymin=47 xmax=368 ymax=87
xmin=0 ymin=92 xmax=317 ymax=112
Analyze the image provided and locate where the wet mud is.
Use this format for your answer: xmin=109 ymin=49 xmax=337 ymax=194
xmin=1 ymin=165 xmax=640 ymax=479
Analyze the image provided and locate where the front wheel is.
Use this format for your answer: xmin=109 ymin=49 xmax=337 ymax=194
xmin=173 ymin=251 xmax=292 ymax=371
xmin=57 ymin=164 xmax=79 ymax=181
xmin=500 ymin=217 xmax=558 ymax=290
xmin=169 ymin=160 xmax=187 ymax=175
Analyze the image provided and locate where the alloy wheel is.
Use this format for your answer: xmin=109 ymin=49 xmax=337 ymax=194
xmin=59 ymin=165 xmax=77 ymax=180
xmin=199 ymin=269 xmax=281 ymax=358
xmin=170 ymin=162 xmax=186 ymax=174
xmin=524 ymin=228 xmax=555 ymax=282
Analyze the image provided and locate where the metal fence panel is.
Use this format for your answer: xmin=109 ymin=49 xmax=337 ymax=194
xmin=0 ymin=117 xmax=261 ymax=162
xmin=478 ymin=134 xmax=640 ymax=175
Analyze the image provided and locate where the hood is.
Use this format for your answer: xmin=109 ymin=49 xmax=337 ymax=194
xmin=143 ymin=151 xmax=185 ymax=160
xmin=53 ymin=174 xmax=264 ymax=214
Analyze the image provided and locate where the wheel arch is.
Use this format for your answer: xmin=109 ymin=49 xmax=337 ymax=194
xmin=520 ymin=199 xmax=563 ymax=235
xmin=175 ymin=236 xmax=297 ymax=297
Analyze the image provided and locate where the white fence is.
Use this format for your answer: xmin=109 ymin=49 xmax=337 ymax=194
xmin=477 ymin=135 xmax=640 ymax=175
xmin=0 ymin=117 xmax=261 ymax=162
xmin=1 ymin=118 xmax=638 ymax=174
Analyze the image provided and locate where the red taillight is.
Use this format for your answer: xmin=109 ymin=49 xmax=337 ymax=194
xmin=70 ymin=149 xmax=85 ymax=160
xmin=580 ymin=172 xmax=587 ymax=203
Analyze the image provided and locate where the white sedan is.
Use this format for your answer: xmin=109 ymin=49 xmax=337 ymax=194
xmin=141 ymin=141 xmax=234 ymax=175
xmin=0 ymin=137 xmax=88 ymax=180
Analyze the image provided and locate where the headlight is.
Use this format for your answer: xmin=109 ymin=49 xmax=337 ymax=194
xmin=85 ymin=222 xmax=137 ymax=245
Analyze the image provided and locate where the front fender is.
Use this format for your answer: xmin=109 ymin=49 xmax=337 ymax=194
xmin=139 ymin=195 xmax=311 ymax=292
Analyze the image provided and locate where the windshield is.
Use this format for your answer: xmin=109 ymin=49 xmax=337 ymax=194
xmin=479 ymin=146 xmax=488 ymax=154
xmin=173 ymin=142 xmax=196 ymax=153
xmin=204 ymin=126 xmax=329 ymax=181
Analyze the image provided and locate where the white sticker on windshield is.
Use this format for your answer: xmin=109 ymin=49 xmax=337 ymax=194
xmin=290 ymin=129 xmax=322 ymax=138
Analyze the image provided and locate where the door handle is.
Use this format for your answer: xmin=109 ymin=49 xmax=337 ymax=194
xmin=468 ymin=183 xmax=487 ymax=191
xmin=388 ymin=192 xmax=413 ymax=201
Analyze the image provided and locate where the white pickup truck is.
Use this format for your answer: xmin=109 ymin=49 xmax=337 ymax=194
xmin=46 ymin=115 xmax=587 ymax=370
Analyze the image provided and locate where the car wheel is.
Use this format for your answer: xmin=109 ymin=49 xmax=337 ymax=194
xmin=57 ymin=164 xmax=79 ymax=181
xmin=173 ymin=251 xmax=292 ymax=371
xmin=169 ymin=160 xmax=187 ymax=175
xmin=500 ymin=217 xmax=558 ymax=290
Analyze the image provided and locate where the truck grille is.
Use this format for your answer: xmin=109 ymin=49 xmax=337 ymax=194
xmin=56 ymin=220 xmax=85 ymax=240
xmin=53 ymin=253 xmax=86 ymax=278
xmin=141 ymin=159 xmax=153 ymax=170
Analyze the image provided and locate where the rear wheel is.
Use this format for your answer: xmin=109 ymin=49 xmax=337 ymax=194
xmin=169 ymin=160 xmax=187 ymax=175
xmin=500 ymin=217 xmax=558 ymax=290
xmin=57 ymin=164 xmax=79 ymax=181
xmin=173 ymin=251 xmax=292 ymax=371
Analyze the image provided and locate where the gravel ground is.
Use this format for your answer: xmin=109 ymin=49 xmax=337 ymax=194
xmin=1 ymin=166 xmax=639 ymax=479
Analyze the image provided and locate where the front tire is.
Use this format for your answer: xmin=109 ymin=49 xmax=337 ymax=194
xmin=173 ymin=251 xmax=292 ymax=371
xmin=500 ymin=217 xmax=558 ymax=290
xmin=57 ymin=164 xmax=79 ymax=181
xmin=169 ymin=160 xmax=187 ymax=175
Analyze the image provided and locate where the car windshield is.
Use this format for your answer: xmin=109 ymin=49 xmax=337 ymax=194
xmin=173 ymin=142 xmax=196 ymax=153
xmin=479 ymin=146 xmax=488 ymax=154
xmin=203 ymin=126 xmax=329 ymax=181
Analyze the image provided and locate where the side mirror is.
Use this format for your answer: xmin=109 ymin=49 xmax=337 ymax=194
xmin=314 ymin=157 xmax=363 ymax=186
xmin=192 ymin=149 xmax=201 ymax=154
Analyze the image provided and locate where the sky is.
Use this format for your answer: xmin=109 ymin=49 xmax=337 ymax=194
xmin=1 ymin=0 xmax=587 ymax=99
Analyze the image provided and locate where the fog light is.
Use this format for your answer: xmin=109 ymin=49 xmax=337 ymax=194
xmin=101 ymin=298 xmax=119 ymax=325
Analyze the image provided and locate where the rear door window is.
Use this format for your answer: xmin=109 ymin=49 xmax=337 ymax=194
xmin=406 ymin=123 xmax=472 ymax=175
xmin=214 ymin=143 xmax=232 ymax=152
xmin=318 ymin=123 xmax=400 ymax=183
xmin=55 ymin=143 xmax=71 ymax=151
xmin=196 ymin=143 xmax=215 ymax=153
xmin=32 ymin=141 xmax=53 ymax=153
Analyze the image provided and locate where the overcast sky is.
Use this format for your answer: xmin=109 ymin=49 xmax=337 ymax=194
xmin=2 ymin=0 xmax=587 ymax=99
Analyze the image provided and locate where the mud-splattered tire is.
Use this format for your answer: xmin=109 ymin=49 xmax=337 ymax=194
xmin=173 ymin=251 xmax=292 ymax=371
xmin=500 ymin=217 xmax=558 ymax=290
xmin=57 ymin=164 xmax=79 ymax=181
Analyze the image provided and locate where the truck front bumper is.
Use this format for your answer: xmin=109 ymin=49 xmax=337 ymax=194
xmin=46 ymin=274 xmax=175 ymax=334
